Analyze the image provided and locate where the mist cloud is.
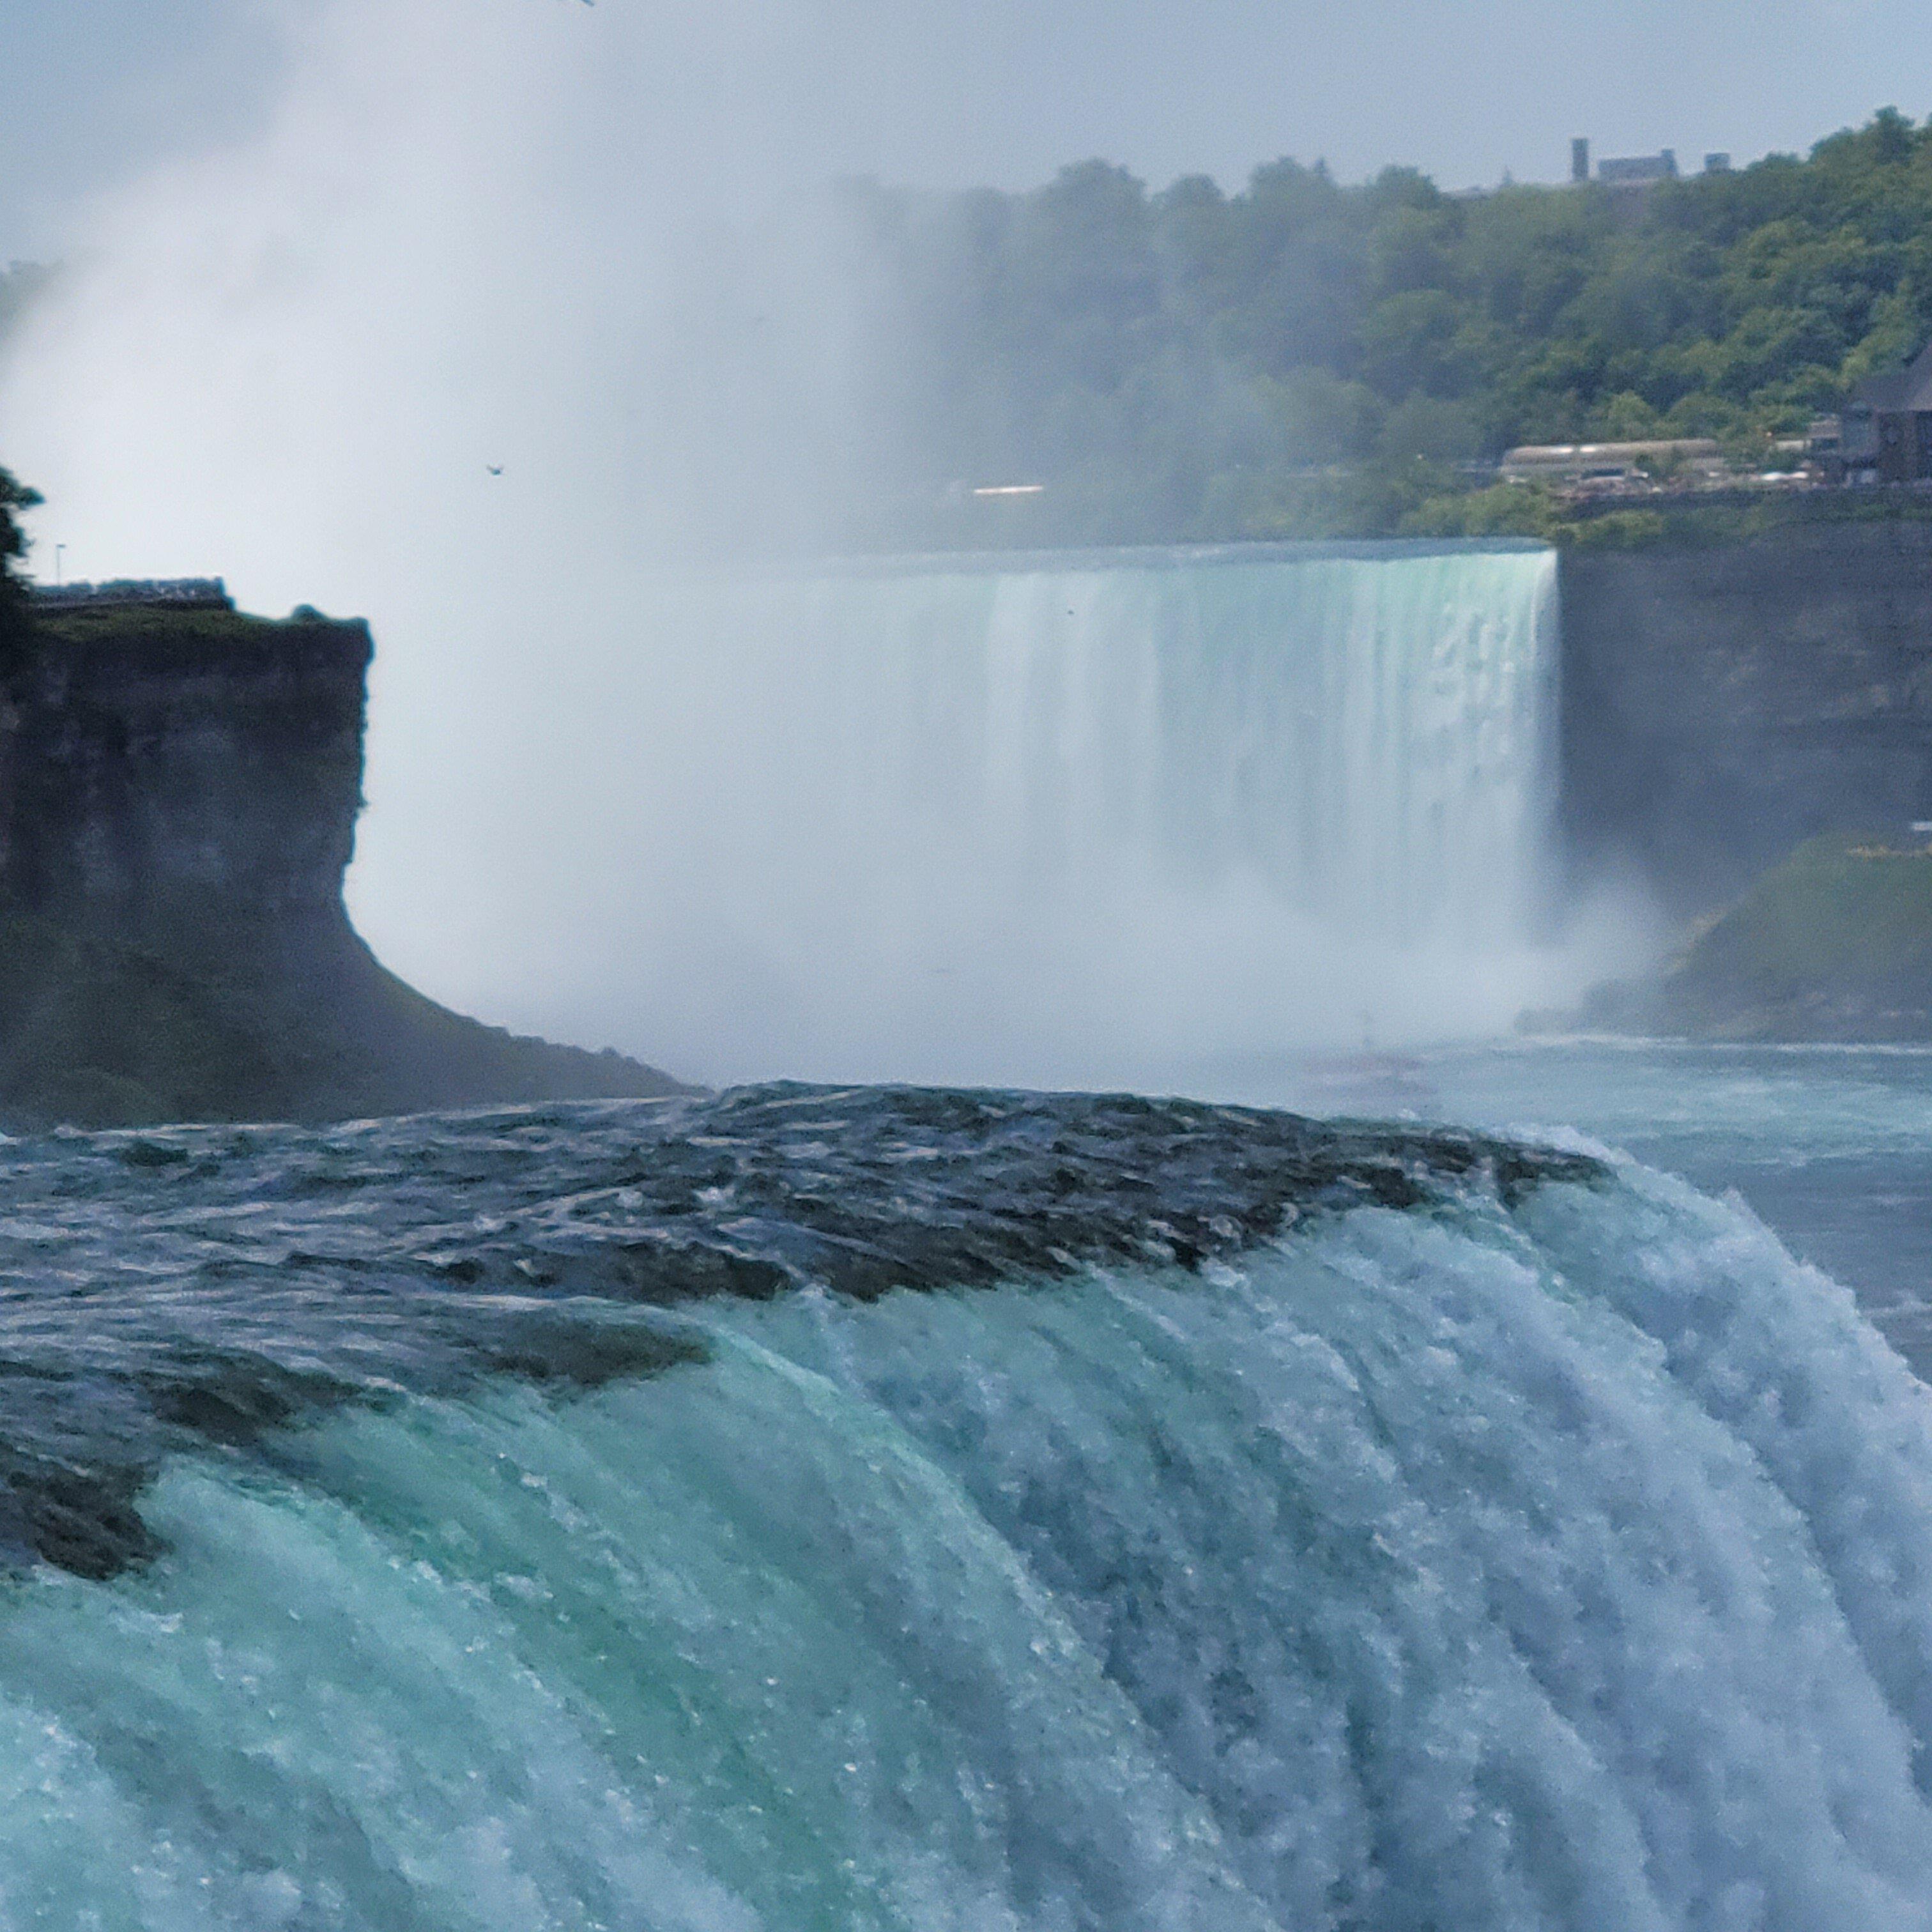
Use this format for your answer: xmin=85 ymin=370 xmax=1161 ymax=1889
xmin=1 ymin=0 xmax=891 ymax=1066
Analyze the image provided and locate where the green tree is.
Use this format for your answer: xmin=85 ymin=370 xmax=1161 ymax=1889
xmin=843 ymin=107 xmax=1932 ymax=546
xmin=0 ymin=468 xmax=43 ymax=659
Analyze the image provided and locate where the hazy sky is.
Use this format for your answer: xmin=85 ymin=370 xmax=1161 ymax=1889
xmin=3 ymin=0 xmax=1926 ymax=259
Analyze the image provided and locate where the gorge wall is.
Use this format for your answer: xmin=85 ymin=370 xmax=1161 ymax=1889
xmin=0 ymin=600 xmax=685 ymax=1125
xmin=12 ymin=526 xmax=1932 ymax=1119
xmin=1560 ymin=519 xmax=1932 ymax=919
xmin=3 ymin=604 xmax=371 ymax=982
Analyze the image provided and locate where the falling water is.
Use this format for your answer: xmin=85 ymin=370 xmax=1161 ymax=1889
xmin=515 ymin=539 xmax=1563 ymax=1082
xmin=0 ymin=1089 xmax=1930 ymax=1931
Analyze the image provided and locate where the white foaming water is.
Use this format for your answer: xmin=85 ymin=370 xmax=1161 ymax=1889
xmin=419 ymin=540 xmax=1575 ymax=1085
xmin=6 ymin=1165 xmax=1932 ymax=1929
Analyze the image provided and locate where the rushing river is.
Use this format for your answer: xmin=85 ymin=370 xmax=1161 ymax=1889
xmin=1207 ymin=1038 xmax=1932 ymax=1376
xmin=3 ymin=1068 xmax=1932 ymax=1931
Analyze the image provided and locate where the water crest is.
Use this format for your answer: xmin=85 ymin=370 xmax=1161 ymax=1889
xmin=0 ymin=1090 xmax=1926 ymax=1929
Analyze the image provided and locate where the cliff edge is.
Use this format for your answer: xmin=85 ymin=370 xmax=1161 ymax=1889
xmin=0 ymin=595 xmax=689 ymax=1125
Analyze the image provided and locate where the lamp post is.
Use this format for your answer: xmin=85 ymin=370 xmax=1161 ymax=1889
xmin=54 ymin=544 xmax=64 ymax=586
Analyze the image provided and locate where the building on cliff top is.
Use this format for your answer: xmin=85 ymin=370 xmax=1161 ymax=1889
xmin=1837 ymin=342 xmax=1932 ymax=485
xmin=1596 ymin=150 xmax=1678 ymax=187
xmin=1500 ymin=439 xmax=1726 ymax=493
xmin=1570 ymin=143 xmax=1736 ymax=191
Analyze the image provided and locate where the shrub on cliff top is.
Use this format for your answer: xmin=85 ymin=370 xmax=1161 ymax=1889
xmin=0 ymin=466 xmax=42 ymax=658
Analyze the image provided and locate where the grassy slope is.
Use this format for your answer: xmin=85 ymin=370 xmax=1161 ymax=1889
xmin=33 ymin=604 xmax=323 ymax=646
xmin=1659 ymin=834 xmax=1932 ymax=1038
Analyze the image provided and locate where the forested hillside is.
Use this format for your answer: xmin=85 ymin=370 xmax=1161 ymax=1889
xmin=9 ymin=114 xmax=1932 ymax=549
xmin=848 ymin=109 xmax=1932 ymax=545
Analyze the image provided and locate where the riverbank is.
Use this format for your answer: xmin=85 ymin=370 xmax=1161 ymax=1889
xmin=1563 ymin=832 xmax=1932 ymax=1045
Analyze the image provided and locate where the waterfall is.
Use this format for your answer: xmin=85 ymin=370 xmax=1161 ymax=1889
xmin=8 ymin=1098 xmax=1932 ymax=1932
xmin=877 ymin=540 xmax=1554 ymax=947
xmin=576 ymin=540 xmax=1560 ymax=1082
xmin=355 ymin=539 xmax=1565 ymax=1084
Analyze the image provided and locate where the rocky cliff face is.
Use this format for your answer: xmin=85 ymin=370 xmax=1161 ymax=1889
xmin=0 ymin=602 xmax=687 ymax=1124
xmin=1561 ymin=521 xmax=1932 ymax=918
xmin=3 ymin=606 xmax=369 ymax=974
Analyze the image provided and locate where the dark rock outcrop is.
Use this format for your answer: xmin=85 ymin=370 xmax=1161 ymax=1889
xmin=1561 ymin=521 xmax=1932 ymax=919
xmin=0 ymin=601 xmax=687 ymax=1123
xmin=0 ymin=1081 xmax=1607 ymax=1577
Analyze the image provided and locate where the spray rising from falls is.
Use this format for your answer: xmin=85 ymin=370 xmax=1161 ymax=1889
xmin=392 ymin=540 xmax=1568 ymax=1084
xmin=2 ymin=1089 xmax=1932 ymax=1930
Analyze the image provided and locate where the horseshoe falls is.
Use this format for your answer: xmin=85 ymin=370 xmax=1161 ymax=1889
xmin=388 ymin=541 xmax=1565 ymax=1084
xmin=739 ymin=542 xmax=1559 ymax=949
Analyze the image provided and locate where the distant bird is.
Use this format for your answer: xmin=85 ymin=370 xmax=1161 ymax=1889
xmin=486 ymin=465 xmax=504 ymax=477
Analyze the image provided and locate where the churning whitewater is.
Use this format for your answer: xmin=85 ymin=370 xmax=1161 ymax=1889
xmin=1 ymin=1086 xmax=1931 ymax=1930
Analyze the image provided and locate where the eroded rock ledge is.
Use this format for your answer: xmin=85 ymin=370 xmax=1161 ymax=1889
xmin=0 ymin=598 xmax=687 ymax=1123
xmin=0 ymin=1082 xmax=1608 ymax=1575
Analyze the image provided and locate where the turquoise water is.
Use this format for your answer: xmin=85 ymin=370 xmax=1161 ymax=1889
xmin=1199 ymin=1039 xmax=1932 ymax=1373
xmin=0 ymin=1081 xmax=1929 ymax=1928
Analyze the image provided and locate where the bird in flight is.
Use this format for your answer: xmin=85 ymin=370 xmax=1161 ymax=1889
xmin=486 ymin=465 xmax=505 ymax=477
